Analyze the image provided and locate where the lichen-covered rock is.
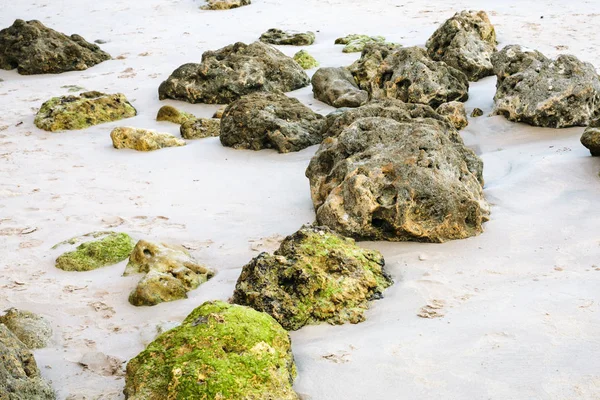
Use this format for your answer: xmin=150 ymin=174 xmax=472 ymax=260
xmin=124 ymin=301 xmax=297 ymax=400
xmin=220 ymin=92 xmax=325 ymax=153
xmin=471 ymin=107 xmax=484 ymax=117
xmin=293 ymin=50 xmax=318 ymax=69
xmin=125 ymin=240 xmax=214 ymax=306
xmin=426 ymin=10 xmax=497 ymax=81
xmin=0 ymin=309 xmax=52 ymax=349
xmin=491 ymin=44 xmax=548 ymax=84
xmin=200 ymin=0 xmax=250 ymax=9
xmin=156 ymin=105 xmax=196 ymax=125
xmin=260 ymin=29 xmax=315 ymax=46
xmin=334 ymin=34 xmax=387 ymax=53
xmin=0 ymin=19 xmax=110 ymax=75
xmin=312 ymin=67 xmax=368 ymax=108
xmin=232 ymin=225 xmax=392 ymax=330
xmin=0 ymin=324 xmax=55 ymax=399
xmin=55 ymin=232 xmax=135 ymax=272
xmin=306 ymin=100 xmax=489 ymax=242
xmin=158 ymin=42 xmax=309 ymax=104
xmin=436 ymin=101 xmax=468 ymax=130
xmin=581 ymin=127 xmax=600 ymax=156
xmin=492 ymin=47 xmax=600 ymax=128
xmin=111 ymin=127 xmax=186 ymax=151
xmin=180 ymin=118 xmax=220 ymax=139
xmin=34 ymin=91 xmax=136 ymax=132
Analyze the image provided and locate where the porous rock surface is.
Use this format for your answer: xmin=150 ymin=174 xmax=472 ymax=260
xmin=312 ymin=67 xmax=368 ymax=108
xmin=110 ymin=127 xmax=186 ymax=151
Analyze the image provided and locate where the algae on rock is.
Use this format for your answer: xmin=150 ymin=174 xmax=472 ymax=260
xmin=124 ymin=301 xmax=297 ymax=400
xmin=260 ymin=29 xmax=315 ymax=46
xmin=200 ymin=0 xmax=251 ymax=10
xmin=335 ymin=34 xmax=387 ymax=53
xmin=293 ymin=50 xmax=318 ymax=69
xmin=55 ymin=232 xmax=135 ymax=272
xmin=0 ymin=309 xmax=52 ymax=349
xmin=180 ymin=118 xmax=221 ymax=139
xmin=110 ymin=127 xmax=186 ymax=151
xmin=156 ymin=105 xmax=196 ymax=125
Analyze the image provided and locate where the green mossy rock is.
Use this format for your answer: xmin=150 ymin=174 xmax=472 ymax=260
xmin=34 ymin=91 xmax=136 ymax=132
xmin=124 ymin=301 xmax=297 ymax=400
xmin=232 ymin=225 xmax=393 ymax=330
xmin=156 ymin=105 xmax=196 ymax=125
xmin=55 ymin=232 xmax=135 ymax=272
xmin=110 ymin=127 xmax=186 ymax=151
xmin=180 ymin=118 xmax=221 ymax=139
xmin=293 ymin=50 xmax=318 ymax=69
xmin=335 ymin=34 xmax=387 ymax=53
xmin=0 ymin=309 xmax=52 ymax=349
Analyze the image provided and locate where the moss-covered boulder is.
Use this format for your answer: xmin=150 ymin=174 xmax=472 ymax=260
xmin=232 ymin=225 xmax=393 ymax=330
xmin=334 ymin=34 xmax=387 ymax=53
xmin=293 ymin=50 xmax=318 ymax=70
xmin=55 ymin=232 xmax=135 ymax=272
xmin=156 ymin=105 xmax=196 ymax=125
xmin=110 ymin=127 xmax=186 ymax=151
xmin=124 ymin=301 xmax=297 ymax=400
xmin=34 ymin=91 xmax=137 ymax=132
xmin=200 ymin=0 xmax=250 ymax=10
xmin=180 ymin=118 xmax=221 ymax=139
xmin=0 ymin=309 xmax=52 ymax=349
xmin=260 ymin=29 xmax=315 ymax=46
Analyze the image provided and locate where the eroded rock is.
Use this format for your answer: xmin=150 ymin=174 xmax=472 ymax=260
xmin=293 ymin=50 xmax=318 ymax=69
xmin=111 ymin=127 xmax=185 ymax=151
xmin=581 ymin=127 xmax=600 ymax=156
xmin=436 ymin=101 xmax=468 ymax=130
xmin=156 ymin=105 xmax=196 ymax=124
xmin=491 ymin=44 xmax=547 ymax=83
xmin=0 ymin=309 xmax=52 ymax=349
xmin=200 ymin=0 xmax=250 ymax=10
xmin=312 ymin=67 xmax=368 ymax=108
xmin=55 ymin=232 xmax=135 ymax=272
xmin=334 ymin=34 xmax=387 ymax=53
xmin=471 ymin=107 xmax=484 ymax=117
xmin=260 ymin=29 xmax=315 ymax=46
xmin=180 ymin=118 xmax=221 ymax=139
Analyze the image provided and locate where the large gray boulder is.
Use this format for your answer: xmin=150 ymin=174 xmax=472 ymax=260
xmin=311 ymin=67 xmax=368 ymax=108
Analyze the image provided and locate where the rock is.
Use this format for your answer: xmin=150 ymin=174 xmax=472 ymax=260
xmin=436 ymin=101 xmax=468 ymax=130
xmin=200 ymin=0 xmax=250 ymax=10
xmin=34 ymin=91 xmax=136 ymax=132
xmin=293 ymin=50 xmax=318 ymax=69
xmin=158 ymin=41 xmax=309 ymax=104
xmin=55 ymin=232 xmax=135 ymax=272
xmin=110 ymin=127 xmax=186 ymax=151
xmin=259 ymin=29 xmax=315 ymax=46
xmin=492 ymin=46 xmax=600 ymax=128
xmin=213 ymin=105 xmax=227 ymax=119
xmin=180 ymin=118 xmax=221 ymax=139
xmin=0 ymin=19 xmax=110 ymax=75
xmin=581 ymin=127 xmax=600 ymax=156
xmin=220 ymin=92 xmax=325 ymax=153
xmin=232 ymin=225 xmax=392 ymax=330
xmin=334 ymin=34 xmax=387 ymax=53
xmin=426 ymin=10 xmax=497 ymax=81
xmin=306 ymin=100 xmax=489 ymax=242
xmin=156 ymin=105 xmax=196 ymax=124
xmin=0 ymin=324 xmax=55 ymax=399
xmin=471 ymin=108 xmax=484 ymax=117
xmin=349 ymin=46 xmax=469 ymax=108
xmin=311 ymin=67 xmax=368 ymax=108
xmin=124 ymin=301 xmax=297 ymax=400
xmin=125 ymin=240 xmax=214 ymax=306
xmin=0 ymin=309 xmax=52 ymax=349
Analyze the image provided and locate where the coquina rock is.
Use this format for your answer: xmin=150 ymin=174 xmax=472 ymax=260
xmin=180 ymin=118 xmax=221 ymax=139
xmin=34 ymin=92 xmax=136 ymax=132
xmin=259 ymin=29 xmax=315 ymax=46
xmin=200 ymin=0 xmax=250 ymax=10
xmin=347 ymin=42 xmax=403 ymax=92
xmin=306 ymin=100 xmax=489 ymax=242
xmin=436 ymin=101 xmax=468 ymax=130
xmin=55 ymin=232 xmax=135 ymax=272
xmin=0 ymin=19 xmax=110 ymax=75
xmin=220 ymin=92 xmax=325 ymax=153
xmin=312 ymin=67 xmax=368 ymax=108
xmin=334 ymin=34 xmax=387 ymax=53
xmin=111 ymin=127 xmax=186 ymax=151
xmin=232 ymin=225 xmax=392 ymax=330
xmin=581 ymin=127 xmax=600 ymax=156
xmin=158 ymin=42 xmax=309 ymax=104
xmin=0 ymin=324 xmax=55 ymax=399
xmin=156 ymin=105 xmax=196 ymax=125
xmin=426 ymin=10 xmax=497 ymax=81
xmin=293 ymin=50 xmax=318 ymax=69
xmin=124 ymin=301 xmax=297 ymax=400
xmin=492 ymin=46 xmax=600 ymax=128
xmin=0 ymin=309 xmax=52 ymax=349
xmin=125 ymin=240 xmax=214 ymax=306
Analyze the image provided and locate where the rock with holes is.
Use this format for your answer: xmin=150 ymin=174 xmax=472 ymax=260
xmin=232 ymin=225 xmax=392 ymax=330
xmin=55 ymin=232 xmax=135 ymax=272
xmin=0 ymin=19 xmax=110 ymax=75
xmin=491 ymin=44 xmax=548 ymax=84
xmin=0 ymin=309 xmax=52 ymax=349
xmin=347 ymin=42 xmax=402 ymax=91
xmin=180 ymin=118 xmax=221 ymax=139
xmin=124 ymin=301 xmax=297 ymax=399
xmin=305 ymin=99 xmax=489 ymax=242
xmin=259 ymin=29 xmax=315 ymax=46
xmin=220 ymin=92 xmax=325 ymax=153
xmin=156 ymin=105 xmax=196 ymax=125
xmin=111 ymin=127 xmax=186 ymax=151
xmin=436 ymin=101 xmax=468 ymax=130
xmin=581 ymin=127 xmax=600 ymax=156
xmin=200 ymin=0 xmax=250 ymax=10
xmin=334 ymin=34 xmax=388 ymax=53
xmin=312 ymin=67 xmax=368 ymax=108
xmin=158 ymin=41 xmax=309 ymax=104
xmin=426 ymin=10 xmax=497 ymax=81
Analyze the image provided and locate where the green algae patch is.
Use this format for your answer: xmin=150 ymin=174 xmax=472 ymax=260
xmin=334 ymin=34 xmax=387 ymax=53
xmin=34 ymin=91 xmax=136 ymax=132
xmin=232 ymin=225 xmax=393 ymax=330
xmin=55 ymin=232 xmax=135 ymax=272
xmin=156 ymin=105 xmax=197 ymax=125
xmin=293 ymin=50 xmax=318 ymax=70
xmin=124 ymin=301 xmax=298 ymax=400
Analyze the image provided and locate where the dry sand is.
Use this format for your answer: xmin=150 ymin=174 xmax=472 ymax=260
xmin=1 ymin=0 xmax=600 ymax=399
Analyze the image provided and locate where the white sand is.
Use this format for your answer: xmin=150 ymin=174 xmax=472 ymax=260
xmin=1 ymin=0 xmax=600 ymax=399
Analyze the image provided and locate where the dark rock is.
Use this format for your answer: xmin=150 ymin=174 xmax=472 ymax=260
xmin=200 ymin=0 xmax=251 ymax=9
xmin=259 ymin=29 xmax=315 ymax=46
xmin=436 ymin=101 xmax=468 ymax=130
xmin=156 ymin=105 xmax=196 ymax=124
xmin=471 ymin=108 xmax=484 ymax=117
xmin=311 ymin=67 xmax=368 ymax=108
xmin=581 ymin=127 xmax=600 ymax=156
xmin=180 ymin=118 xmax=221 ymax=139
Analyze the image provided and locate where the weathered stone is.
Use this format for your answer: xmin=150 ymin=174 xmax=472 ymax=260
xmin=492 ymin=47 xmax=600 ymax=128
xmin=55 ymin=232 xmax=135 ymax=272
xmin=156 ymin=105 xmax=196 ymax=125
xmin=220 ymin=92 xmax=325 ymax=153
xmin=334 ymin=34 xmax=387 ymax=53
xmin=293 ymin=50 xmax=318 ymax=69
xmin=581 ymin=127 xmax=600 ymax=156
xmin=0 ymin=309 xmax=52 ymax=349
xmin=0 ymin=19 xmax=110 ymax=75
xmin=306 ymin=101 xmax=489 ymax=243
xmin=347 ymin=43 xmax=403 ymax=92
xmin=158 ymin=42 xmax=309 ymax=104
xmin=426 ymin=10 xmax=497 ymax=81
xmin=34 ymin=91 xmax=136 ymax=132
xmin=200 ymin=0 xmax=250 ymax=10
xmin=260 ymin=29 xmax=315 ymax=46
xmin=213 ymin=105 xmax=227 ymax=119
xmin=312 ymin=67 xmax=368 ymax=108
xmin=180 ymin=118 xmax=221 ymax=139
xmin=471 ymin=107 xmax=484 ymax=117
xmin=111 ymin=127 xmax=186 ymax=151
xmin=124 ymin=301 xmax=297 ymax=400
xmin=125 ymin=240 xmax=214 ymax=306
xmin=0 ymin=324 xmax=55 ymax=399
xmin=436 ymin=101 xmax=468 ymax=130
xmin=232 ymin=225 xmax=392 ymax=330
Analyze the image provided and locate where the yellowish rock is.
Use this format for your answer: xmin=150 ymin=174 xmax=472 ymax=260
xmin=110 ymin=127 xmax=185 ymax=151
xmin=156 ymin=105 xmax=196 ymax=124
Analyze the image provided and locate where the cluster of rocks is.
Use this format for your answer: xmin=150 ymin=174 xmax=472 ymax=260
xmin=200 ymin=0 xmax=251 ymax=10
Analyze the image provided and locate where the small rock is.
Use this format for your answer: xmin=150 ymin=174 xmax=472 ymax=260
xmin=436 ymin=101 xmax=468 ymax=130
xmin=470 ymin=108 xmax=484 ymax=117
xmin=581 ymin=127 xmax=600 ymax=156
xmin=110 ymin=127 xmax=186 ymax=151
xmin=156 ymin=105 xmax=196 ymax=124
xmin=260 ymin=29 xmax=315 ymax=46
xmin=180 ymin=118 xmax=220 ymax=139
xmin=0 ymin=308 xmax=52 ymax=349
xmin=312 ymin=67 xmax=368 ymax=108
xmin=212 ymin=105 xmax=227 ymax=119
xmin=293 ymin=50 xmax=318 ymax=69
xmin=200 ymin=0 xmax=250 ymax=10
xmin=94 ymin=39 xmax=108 ymax=44
xmin=335 ymin=34 xmax=387 ymax=53
xmin=55 ymin=232 xmax=135 ymax=272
